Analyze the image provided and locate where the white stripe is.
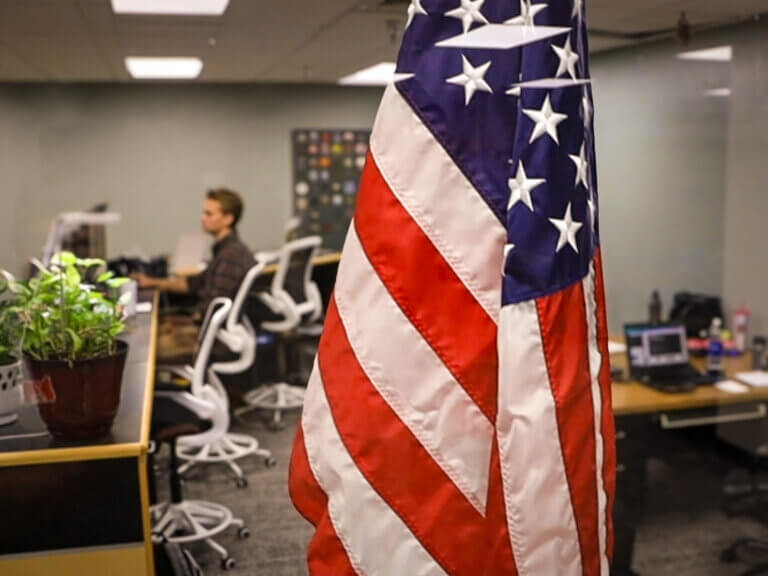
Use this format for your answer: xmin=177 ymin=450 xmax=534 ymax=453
xmin=583 ymin=261 xmax=610 ymax=575
xmin=301 ymin=362 xmax=446 ymax=576
xmin=497 ymin=301 xmax=582 ymax=576
xmin=370 ymin=84 xmax=505 ymax=323
xmin=334 ymin=224 xmax=494 ymax=514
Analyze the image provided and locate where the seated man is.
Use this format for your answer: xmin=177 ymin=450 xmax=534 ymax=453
xmin=134 ymin=188 xmax=254 ymax=361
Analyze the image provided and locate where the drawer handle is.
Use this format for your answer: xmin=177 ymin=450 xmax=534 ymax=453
xmin=660 ymin=404 xmax=767 ymax=429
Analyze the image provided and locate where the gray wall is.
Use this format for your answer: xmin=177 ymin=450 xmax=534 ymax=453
xmin=1 ymin=19 xmax=767 ymax=334
xmin=0 ymin=84 xmax=382 ymax=276
xmin=722 ymin=18 xmax=768 ymax=336
xmin=591 ymin=38 xmax=729 ymax=331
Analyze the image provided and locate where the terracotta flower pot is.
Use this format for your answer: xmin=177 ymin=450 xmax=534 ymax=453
xmin=0 ymin=360 xmax=23 ymax=426
xmin=24 ymin=341 xmax=128 ymax=441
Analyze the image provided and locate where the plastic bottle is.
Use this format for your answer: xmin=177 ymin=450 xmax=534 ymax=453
xmin=707 ymin=317 xmax=725 ymax=377
xmin=649 ymin=290 xmax=662 ymax=325
xmin=733 ymin=307 xmax=750 ymax=352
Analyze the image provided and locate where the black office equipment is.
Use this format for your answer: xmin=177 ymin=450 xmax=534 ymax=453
xmin=624 ymin=322 xmax=711 ymax=393
xmin=669 ymin=292 xmax=723 ymax=338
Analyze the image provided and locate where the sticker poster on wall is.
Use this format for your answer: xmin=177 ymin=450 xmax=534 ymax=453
xmin=292 ymin=129 xmax=370 ymax=251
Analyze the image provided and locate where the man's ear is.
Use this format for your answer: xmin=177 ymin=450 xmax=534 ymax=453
xmin=223 ymin=213 xmax=235 ymax=229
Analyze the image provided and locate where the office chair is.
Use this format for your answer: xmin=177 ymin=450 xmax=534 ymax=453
xmin=150 ymin=298 xmax=248 ymax=571
xmin=172 ymin=263 xmax=277 ymax=488
xmin=236 ymin=236 xmax=323 ymax=427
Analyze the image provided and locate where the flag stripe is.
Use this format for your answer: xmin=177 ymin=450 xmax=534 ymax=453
xmin=583 ymin=260 xmax=610 ymax=575
xmin=537 ymin=282 xmax=601 ymax=576
xmin=302 ymin=361 xmax=446 ymax=576
xmin=497 ymin=300 xmax=582 ymax=576
xmin=594 ymin=249 xmax=617 ymax=562
xmin=483 ymin=434 xmax=520 ymax=576
xmin=307 ymin=516 xmax=358 ymax=576
xmin=335 ymin=223 xmax=494 ymax=513
xmin=289 ymin=427 xmax=326 ymax=525
xmin=318 ymin=297 xmax=490 ymax=576
xmin=370 ymin=84 xmax=507 ymax=323
xmin=356 ymin=151 xmax=498 ymax=422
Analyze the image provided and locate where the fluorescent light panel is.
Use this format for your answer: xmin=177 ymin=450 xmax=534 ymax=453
xmin=339 ymin=62 xmax=396 ymax=86
xmin=112 ymin=0 xmax=229 ymax=15
xmin=677 ymin=45 xmax=732 ymax=62
xmin=705 ymin=87 xmax=731 ymax=97
xmin=125 ymin=57 xmax=203 ymax=79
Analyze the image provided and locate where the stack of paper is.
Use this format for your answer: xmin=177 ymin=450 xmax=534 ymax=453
xmin=736 ymin=371 xmax=768 ymax=388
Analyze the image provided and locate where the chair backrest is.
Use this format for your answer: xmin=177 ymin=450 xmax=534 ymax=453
xmin=212 ymin=260 xmax=265 ymax=375
xmin=191 ymin=297 xmax=232 ymax=396
xmin=270 ymin=236 xmax=323 ymax=323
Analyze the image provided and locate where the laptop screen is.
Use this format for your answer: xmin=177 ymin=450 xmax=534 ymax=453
xmin=625 ymin=324 xmax=689 ymax=370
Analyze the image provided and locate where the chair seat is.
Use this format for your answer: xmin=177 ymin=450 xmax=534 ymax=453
xmin=151 ymin=396 xmax=211 ymax=443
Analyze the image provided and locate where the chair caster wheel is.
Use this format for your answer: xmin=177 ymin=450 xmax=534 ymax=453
xmin=238 ymin=527 xmax=250 ymax=539
xmin=265 ymin=457 xmax=277 ymax=468
xmin=222 ymin=557 xmax=236 ymax=571
xmin=236 ymin=477 xmax=249 ymax=489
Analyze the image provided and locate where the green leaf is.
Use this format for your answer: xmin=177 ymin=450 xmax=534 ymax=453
xmin=97 ymin=271 xmax=115 ymax=283
xmin=79 ymin=258 xmax=107 ymax=269
xmin=106 ymin=278 xmax=129 ymax=289
xmin=54 ymin=252 xmax=77 ymax=266
xmin=66 ymin=328 xmax=83 ymax=353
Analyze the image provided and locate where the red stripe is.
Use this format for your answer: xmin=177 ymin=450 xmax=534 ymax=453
xmin=482 ymin=435 xmax=519 ymax=576
xmin=355 ymin=151 xmax=498 ymax=422
xmin=593 ymin=249 xmax=617 ymax=562
xmin=537 ymin=282 xmax=601 ymax=576
xmin=307 ymin=515 xmax=358 ymax=575
xmin=290 ymin=424 xmax=358 ymax=574
xmin=318 ymin=297 xmax=489 ymax=576
xmin=289 ymin=428 xmax=326 ymax=525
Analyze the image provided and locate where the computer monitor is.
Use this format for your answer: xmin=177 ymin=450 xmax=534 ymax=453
xmin=624 ymin=323 xmax=689 ymax=377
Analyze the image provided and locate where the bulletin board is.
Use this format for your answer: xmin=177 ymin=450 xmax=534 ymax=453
xmin=292 ymin=129 xmax=370 ymax=251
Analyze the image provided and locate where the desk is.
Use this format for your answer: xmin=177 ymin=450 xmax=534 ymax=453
xmin=0 ymin=292 xmax=158 ymax=576
xmin=609 ymin=348 xmax=764 ymax=575
xmin=611 ymin=347 xmax=760 ymax=416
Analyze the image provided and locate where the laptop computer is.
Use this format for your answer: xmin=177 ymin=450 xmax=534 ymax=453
xmin=624 ymin=323 xmax=712 ymax=393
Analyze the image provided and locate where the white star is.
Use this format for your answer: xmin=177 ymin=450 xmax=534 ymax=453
xmin=550 ymin=203 xmax=583 ymax=253
xmin=502 ymin=243 xmax=515 ymax=274
xmin=508 ymin=161 xmax=546 ymax=211
xmin=552 ymin=36 xmax=580 ymax=79
xmin=522 ymin=93 xmax=568 ymax=145
xmin=406 ymin=0 xmax=427 ymax=29
xmin=505 ymin=0 xmax=547 ymax=26
xmin=569 ymin=143 xmax=589 ymax=189
xmin=506 ymin=85 xmax=522 ymax=97
xmin=445 ymin=0 xmax=488 ymax=34
xmin=446 ymin=55 xmax=493 ymax=106
xmin=582 ymin=90 xmax=592 ymax=126
xmin=572 ymin=0 xmax=583 ymax=22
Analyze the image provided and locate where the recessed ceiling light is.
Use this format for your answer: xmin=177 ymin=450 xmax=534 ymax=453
xmin=705 ymin=87 xmax=731 ymax=97
xmin=111 ymin=0 xmax=229 ymax=16
xmin=125 ymin=57 xmax=203 ymax=79
xmin=677 ymin=45 xmax=732 ymax=62
xmin=339 ymin=63 xmax=398 ymax=86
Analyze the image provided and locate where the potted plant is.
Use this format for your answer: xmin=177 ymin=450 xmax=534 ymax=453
xmin=0 ymin=272 xmax=23 ymax=426
xmin=13 ymin=252 xmax=130 ymax=440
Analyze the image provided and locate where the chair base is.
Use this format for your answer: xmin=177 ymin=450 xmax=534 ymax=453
xmin=151 ymin=499 xmax=249 ymax=570
xmin=237 ymin=383 xmax=306 ymax=426
xmin=176 ymin=433 xmax=276 ymax=487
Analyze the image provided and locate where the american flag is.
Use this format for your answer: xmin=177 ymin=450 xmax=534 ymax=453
xmin=289 ymin=0 xmax=616 ymax=574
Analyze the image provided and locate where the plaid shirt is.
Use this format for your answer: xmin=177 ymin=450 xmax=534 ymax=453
xmin=187 ymin=231 xmax=254 ymax=319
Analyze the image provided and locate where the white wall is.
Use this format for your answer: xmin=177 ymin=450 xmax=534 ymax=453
xmin=0 ymin=84 xmax=382 ymax=276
